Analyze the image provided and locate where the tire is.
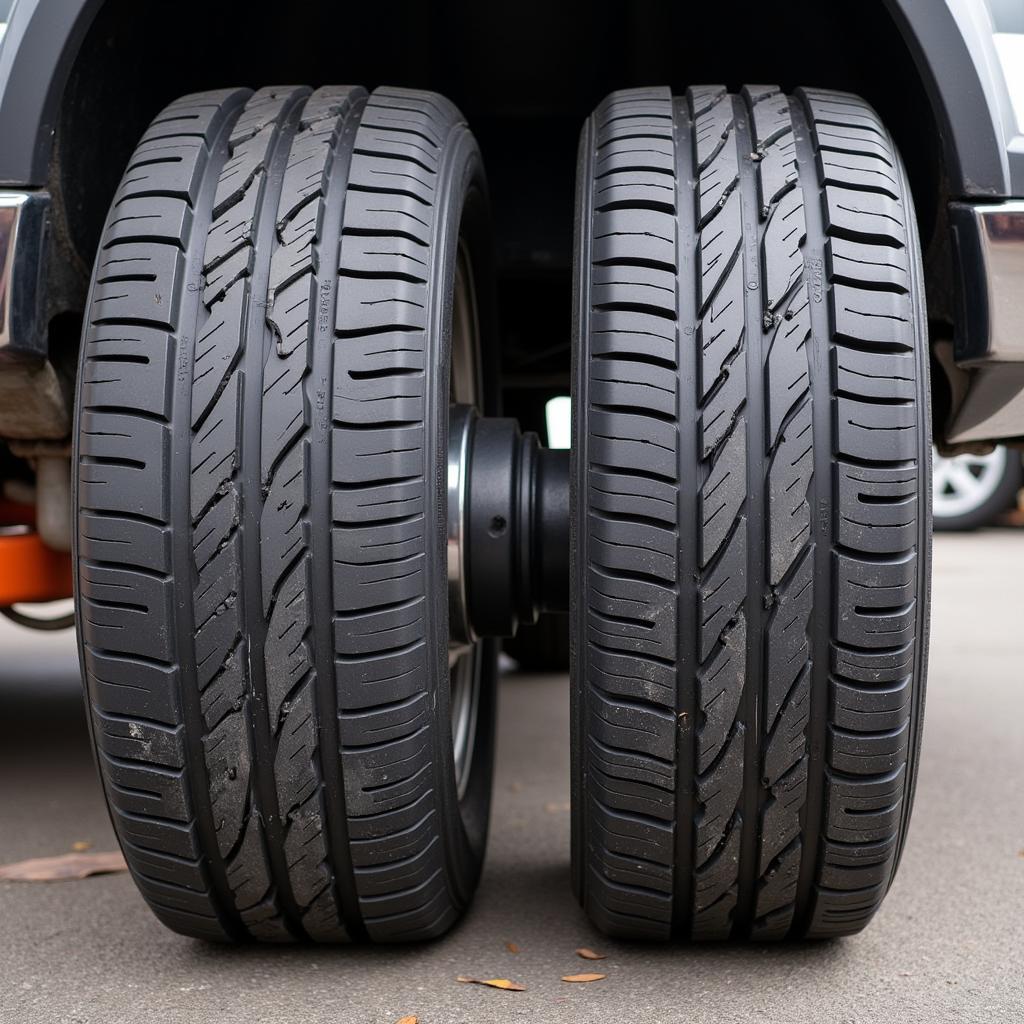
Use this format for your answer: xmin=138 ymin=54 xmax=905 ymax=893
xmin=932 ymin=446 xmax=1021 ymax=530
xmin=74 ymin=85 xmax=498 ymax=942
xmin=571 ymin=86 xmax=931 ymax=940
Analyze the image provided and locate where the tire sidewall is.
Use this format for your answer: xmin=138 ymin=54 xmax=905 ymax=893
xmin=427 ymin=125 xmax=498 ymax=908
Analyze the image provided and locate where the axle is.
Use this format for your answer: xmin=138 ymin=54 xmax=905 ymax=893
xmin=448 ymin=405 xmax=569 ymax=646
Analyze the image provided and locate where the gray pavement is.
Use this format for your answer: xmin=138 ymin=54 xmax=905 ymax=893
xmin=1 ymin=531 xmax=1022 ymax=1024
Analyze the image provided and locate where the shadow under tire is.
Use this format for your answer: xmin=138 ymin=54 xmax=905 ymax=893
xmin=505 ymin=614 xmax=571 ymax=673
xmin=571 ymin=86 xmax=931 ymax=941
xmin=74 ymin=85 xmax=497 ymax=942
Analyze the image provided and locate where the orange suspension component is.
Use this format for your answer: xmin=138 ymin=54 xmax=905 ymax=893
xmin=0 ymin=500 xmax=73 ymax=605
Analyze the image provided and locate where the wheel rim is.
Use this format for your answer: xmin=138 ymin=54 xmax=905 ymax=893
xmin=448 ymin=243 xmax=483 ymax=802
xmin=932 ymin=446 xmax=1007 ymax=520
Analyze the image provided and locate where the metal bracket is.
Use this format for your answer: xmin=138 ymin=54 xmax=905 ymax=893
xmin=947 ymin=201 xmax=1024 ymax=444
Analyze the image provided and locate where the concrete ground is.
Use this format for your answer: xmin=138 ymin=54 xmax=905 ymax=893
xmin=1 ymin=531 xmax=1022 ymax=1024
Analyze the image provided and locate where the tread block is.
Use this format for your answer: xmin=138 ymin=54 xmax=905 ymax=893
xmin=118 ymin=136 xmax=209 ymax=203
xmin=826 ymin=234 xmax=909 ymax=291
xmin=86 ymin=647 xmax=182 ymax=726
xmin=91 ymin=242 xmax=185 ymax=331
xmin=78 ymin=410 xmax=169 ymax=521
xmin=81 ymin=325 xmax=175 ymax=418
xmin=79 ymin=562 xmax=175 ymax=660
xmin=104 ymin=196 xmax=193 ymax=248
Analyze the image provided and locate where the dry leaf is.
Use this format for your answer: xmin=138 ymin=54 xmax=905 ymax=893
xmin=562 ymin=973 xmax=606 ymax=984
xmin=544 ymin=801 xmax=570 ymax=814
xmin=576 ymin=947 xmax=607 ymax=961
xmin=0 ymin=851 xmax=128 ymax=882
xmin=395 ymin=1017 xmax=418 ymax=1024
xmin=71 ymin=841 xmax=93 ymax=852
xmin=506 ymin=941 xmax=520 ymax=954
xmin=457 ymin=976 xmax=527 ymax=992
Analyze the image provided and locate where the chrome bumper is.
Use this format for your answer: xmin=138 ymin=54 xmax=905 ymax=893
xmin=947 ymin=201 xmax=1024 ymax=445
xmin=0 ymin=190 xmax=49 ymax=361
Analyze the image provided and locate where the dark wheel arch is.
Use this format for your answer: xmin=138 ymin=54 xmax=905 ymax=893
xmin=0 ymin=1 xmax=1011 ymax=196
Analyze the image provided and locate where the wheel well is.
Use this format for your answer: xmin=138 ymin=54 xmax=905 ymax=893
xmin=50 ymin=0 xmax=949 ymax=425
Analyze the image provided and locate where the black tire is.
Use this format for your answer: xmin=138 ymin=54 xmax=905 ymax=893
xmin=932 ymin=446 xmax=1022 ymax=531
xmin=74 ymin=85 xmax=497 ymax=942
xmin=571 ymin=86 xmax=931 ymax=941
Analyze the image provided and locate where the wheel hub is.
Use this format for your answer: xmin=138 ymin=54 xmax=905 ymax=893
xmin=933 ymin=446 xmax=1008 ymax=519
xmin=447 ymin=405 xmax=570 ymax=645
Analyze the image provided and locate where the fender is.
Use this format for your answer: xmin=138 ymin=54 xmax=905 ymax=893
xmin=0 ymin=0 xmax=1020 ymax=196
xmin=0 ymin=0 xmax=102 ymax=186
xmin=885 ymin=0 xmax=1023 ymax=198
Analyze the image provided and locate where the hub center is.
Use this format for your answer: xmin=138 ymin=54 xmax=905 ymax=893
xmin=447 ymin=404 xmax=570 ymax=645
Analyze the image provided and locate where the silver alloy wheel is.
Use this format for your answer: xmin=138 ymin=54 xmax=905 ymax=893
xmin=448 ymin=243 xmax=483 ymax=802
xmin=932 ymin=446 xmax=1009 ymax=521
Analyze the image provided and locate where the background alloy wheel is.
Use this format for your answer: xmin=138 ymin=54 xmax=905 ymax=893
xmin=932 ymin=446 xmax=1021 ymax=530
xmin=572 ymin=86 xmax=931 ymax=940
xmin=74 ymin=85 xmax=498 ymax=942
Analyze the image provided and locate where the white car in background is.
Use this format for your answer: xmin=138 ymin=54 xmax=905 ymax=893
xmin=933 ymin=446 xmax=1022 ymax=530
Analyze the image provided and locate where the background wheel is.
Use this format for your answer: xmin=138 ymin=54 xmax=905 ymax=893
xmin=932 ymin=446 xmax=1021 ymax=530
xmin=572 ymin=86 xmax=931 ymax=940
xmin=74 ymin=85 xmax=497 ymax=942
